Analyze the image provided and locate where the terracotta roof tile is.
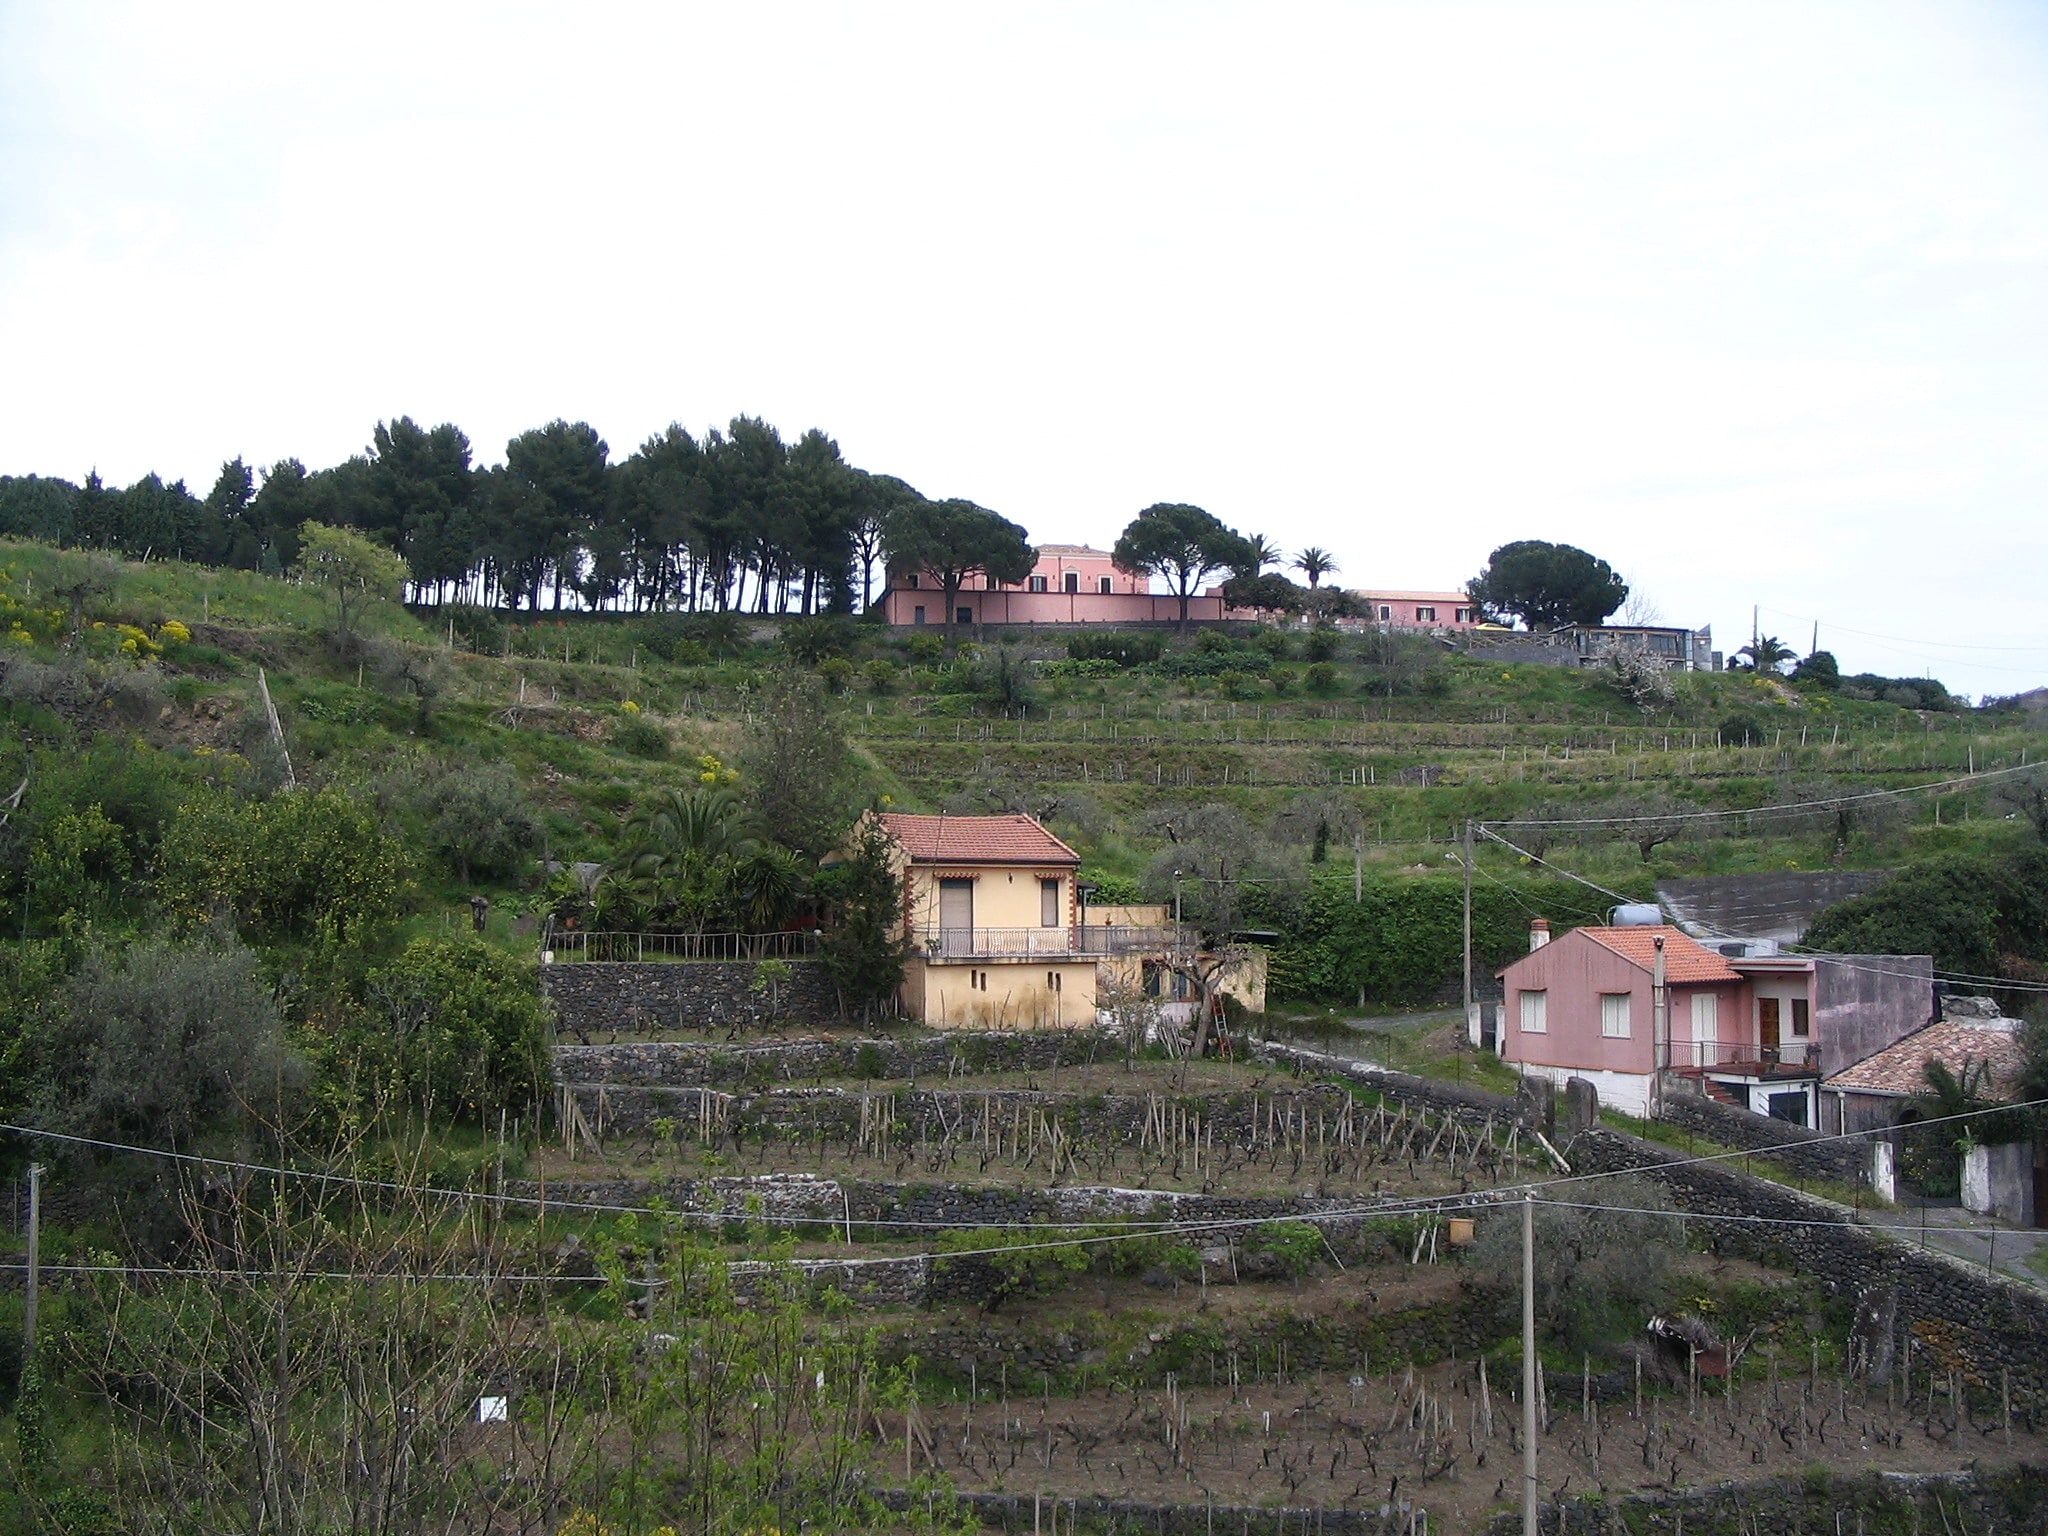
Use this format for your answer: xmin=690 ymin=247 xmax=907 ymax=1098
xmin=1581 ymin=926 xmax=1744 ymax=984
xmin=877 ymin=813 xmax=1080 ymax=866
xmin=1823 ymin=1018 xmax=2025 ymax=1098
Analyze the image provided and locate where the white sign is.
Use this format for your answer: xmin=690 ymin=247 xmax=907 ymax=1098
xmin=477 ymin=1396 xmax=508 ymax=1423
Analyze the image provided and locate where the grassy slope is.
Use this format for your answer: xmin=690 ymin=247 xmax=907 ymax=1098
xmin=4 ymin=536 xmax=2042 ymax=936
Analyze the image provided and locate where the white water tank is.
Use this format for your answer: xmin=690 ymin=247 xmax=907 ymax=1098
xmin=1610 ymin=904 xmax=1663 ymax=927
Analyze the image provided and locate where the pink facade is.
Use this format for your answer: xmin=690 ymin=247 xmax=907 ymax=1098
xmin=1500 ymin=927 xmax=1748 ymax=1080
xmin=1353 ymin=589 xmax=1479 ymax=630
xmin=880 ymin=543 xmax=1245 ymax=627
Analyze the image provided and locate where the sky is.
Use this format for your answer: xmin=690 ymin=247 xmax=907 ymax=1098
xmin=2 ymin=1 xmax=2046 ymax=697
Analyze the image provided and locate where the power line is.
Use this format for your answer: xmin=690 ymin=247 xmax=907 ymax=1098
xmin=1484 ymin=760 xmax=2040 ymax=829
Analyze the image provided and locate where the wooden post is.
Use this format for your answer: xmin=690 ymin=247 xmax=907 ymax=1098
xmin=1522 ymin=1193 xmax=1537 ymax=1536
xmin=24 ymin=1163 xmax=41 ymax=1361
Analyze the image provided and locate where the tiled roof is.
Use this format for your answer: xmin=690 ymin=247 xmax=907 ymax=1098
xmin=1581 ymin=926 xmax=1744 ymax=984
xmin=1823 ymin=1017 xmax=2026 ymax=1098
xmin=877 ymin=813 xmax=1080 ymax=866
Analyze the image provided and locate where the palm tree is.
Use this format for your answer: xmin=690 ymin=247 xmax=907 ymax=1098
xmin=1291 ymin=547 xmax=1337 ymax=588
xmin=1246 ymin=534 xmax=1283 ymax=572
xmin=1738 ymin=635 xmax=1794 ymax=674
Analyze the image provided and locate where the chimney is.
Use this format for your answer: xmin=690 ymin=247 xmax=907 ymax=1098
xmin=1529 ymin=919 xmax=1551 ymax=952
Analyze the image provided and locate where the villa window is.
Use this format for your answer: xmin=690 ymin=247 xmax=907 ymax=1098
xmin=1600 ymin=992 xmax=1631 ymax=1038
xmin=904 ymin=573 xmax=919 ymax=589
xmin=1379 ymin=605 xmax=1392 ymax=621
xmin=1456 ymin=607 xmax=1472 ymax=623
xmin=913 ymin=606 xmax=926 ymax=625
xmin=1099 ymin=575 xmax=1113 ymax=593
xmin=1064 ymin=571 xmax=1079 ymax=593
xmin=1030 ymin=575 xmax=1048 ymax=592
xmin=1519 ymin=989 xmax=1547 ymax=1034
xmin=1416 ymin=606 xmax=1436 ymax=622
xmin=956 ymin=606 xmax=972 ymax=626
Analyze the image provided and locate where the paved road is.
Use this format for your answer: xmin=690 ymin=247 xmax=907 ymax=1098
xmin=1857 ymin=1195 xmax=2048 ymax=1290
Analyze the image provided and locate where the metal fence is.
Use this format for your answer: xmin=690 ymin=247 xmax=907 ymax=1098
xmin=909 ymin=924 xmax=1193 ymax=959
xmin=544 ymin=930 xmax=821 ymax=963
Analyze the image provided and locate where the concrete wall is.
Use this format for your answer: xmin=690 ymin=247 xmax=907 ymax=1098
xmin=1814 ymin=953 xmax=1934 ymax=1079
xmin=880 ymin=586 xmax=1243 ymax=627
xmin=540 ymin=958 xmax=840 ymax=1035
xmin=1963 ymin=1141 xmax=2035 ymax=1225
xmin=908 ymin=956 xmax=1098 ymax=1028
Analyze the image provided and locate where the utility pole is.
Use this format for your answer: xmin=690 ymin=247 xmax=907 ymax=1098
xmin=24 ymin=1163 xmax=42 ymax=1361
xmin=1523 ymin=1191 xmax=1538 ymax=1536
xmin=1352 ymin=832 xmax=1363 ymax=903
xmin=1461 ymin=820 xmax=1475 ymax=1039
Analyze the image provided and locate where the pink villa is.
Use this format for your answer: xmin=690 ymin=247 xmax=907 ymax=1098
xmin=879 ymin=544 xmax=1244 ymax=628
xmin=1352 ymin=589 xmax=1480 ymax=630
xmin=1495 ymin=920 xmax=1933 ymax=1127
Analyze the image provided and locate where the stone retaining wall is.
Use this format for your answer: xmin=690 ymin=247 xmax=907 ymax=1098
xmin=1484 ymin=1468 xmax=2048 ymax=1536
xmin=541 ymin=959 xmax=840 ymax=1035
xmin=555 ymin=1030 xmax=1127 ymax=1087
xmin=1655 ymin=1086 xmax=1869 ymax=1187
xmin=1566 ymin=1125 xmax=2048 ymax=1420
xmin=562 ymin=1081 xmax=1358 ymax=1142
xmin=507 ymin=1173 xmax=1429 ymax=1242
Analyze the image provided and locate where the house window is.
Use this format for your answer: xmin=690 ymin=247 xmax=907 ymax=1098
xmin=1378 ymin=605 xmax=1392 ymax=621
xmin=1519 ymin=989 xmax=1547 ymax=1034
xmin=1790 ymin=998 xmax=1810 ymax=1037
xmin=956 ymin=606 xmax=973 ymax=626
xmin=1047 ymin=971 xmax=1062 ymax=992
xmin=1030 ymin=575 xmax=1048 ymax=592
xmin=1098 ymin=576 xmax=1113 ymax=594
xmin=1600 ymin=992 xmax=1631 ymax=1038
xmin=913 ymin=605 xmax=926 ymax=625
xmin=1064 ymin=571 xmax=1079 ymax=593
xmin=1690 ymin=992 xmax=1719 ymax=1066
xmin=1456 ymin=607 xmax=1472 ymax=623
xmin=904 ymin=573 xmax=919 ymax=589
xmin=1040 ymin=878 xmax=1061 ymax=927
xmin=1416 ymin=606 xmax=1436 ymax=623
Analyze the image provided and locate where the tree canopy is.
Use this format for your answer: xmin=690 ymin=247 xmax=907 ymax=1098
xmin=1468 ymin=539 xmax=1628 ymax=630
xmin=1111 ymin=503 xmax=1256 ymax=631
xmin=881 ymin=496 xmax=1033 ymax=649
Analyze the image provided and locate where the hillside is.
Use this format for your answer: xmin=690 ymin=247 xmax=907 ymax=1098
xmin=4 ymin=538 xmax=2044 ymax=977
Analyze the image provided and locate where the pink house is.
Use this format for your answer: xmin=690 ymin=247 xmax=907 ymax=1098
xmin=879 ymin=544 xmax=1245 ymax=628
xmin=1497 ymin=921 xmax=1933 ymax=1126
xmin=1352 ymin=589 xmax=1479 ymax=630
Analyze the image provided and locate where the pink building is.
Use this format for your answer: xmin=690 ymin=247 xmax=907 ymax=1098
xmin=1352 ymin=589 xmax=1479 ymax=630
xmin=1496 ymin=921 xmax=1933 ymax=1126
xmin=879 ymin=544 xmax=1244 ymax=628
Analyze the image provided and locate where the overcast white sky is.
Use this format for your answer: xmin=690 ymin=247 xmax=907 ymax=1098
xmin=3 ymin=1 xmax=2045 ymax=696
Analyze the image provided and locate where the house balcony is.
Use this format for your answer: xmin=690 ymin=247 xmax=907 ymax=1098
xmin=913 ymin=924 xmax=1195 ymax=961
xmin=1675 ymin=1037 xmax=1818 ymax=1078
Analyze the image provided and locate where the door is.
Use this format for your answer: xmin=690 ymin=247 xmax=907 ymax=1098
xmin=939 ymin=878 xmax=974 ymax=957
xmin=1757 ymin=998 xmax=1780 ymax=1065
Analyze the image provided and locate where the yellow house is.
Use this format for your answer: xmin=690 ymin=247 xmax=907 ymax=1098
xmin=875 ymin=813 xmax=1099 ymax=1028
xmin=1086 ymin=902 xmax=1270 ymax=1015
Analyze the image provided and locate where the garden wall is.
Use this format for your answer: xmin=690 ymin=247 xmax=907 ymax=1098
xmin=1653 ymin=1083 xmax=1869 ymax=1187
xmin=540 ymin=958 xmax=839 ymax=1034
xmin=554 ymin=1030 xmax=1128 ymax=1087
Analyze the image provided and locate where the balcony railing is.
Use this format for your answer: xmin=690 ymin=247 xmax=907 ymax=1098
xmin=912 ymin=923 xmax=1197 ymax=960
xmin=544 ymin=930 xmax=820 ymax=963
xmin=1682 ymin=1037 xmax=1814 ymax=1073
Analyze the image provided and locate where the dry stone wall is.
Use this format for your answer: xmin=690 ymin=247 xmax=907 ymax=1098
xmin=554 ymin=1030 xmax=1126 ymax=1087
xmin=1654 ymin=1086 xmax=1868 ymax=1187
xmin=540 ymin=959 xmax=839 ymax=1034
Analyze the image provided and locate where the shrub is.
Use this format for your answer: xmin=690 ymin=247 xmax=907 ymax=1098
xmin=852 ymin=1041 xmax=888 ymax=1080
xmin=1067 ymin=632 xmax=1164 ymax=667
xmin=670 ymin=637 xmax=713 ymax=666
xmin=903 ymin=632 xmax=944 ymax=663
xmin=1302 ymin=628 xmax=1340 ymax=663
xmin=1244 ymin=1220 xmax=1322 ymax=1279
xmin=1252 ymin=629 xmax=1291 ymax=659
xmin=1719 ymin=712 xmax=1767 ymax=747
xmin=408 ymin=760 xmax=543 ymax=883
xmin=860 ymin=658 xmax=897 ymax=693
xmin=1463 ymin=1178 xmax=1680 ymax=1351
xmin=31 ymin=937 xmax=303 ymax=1147
xmin=817 ymin=656 xmax=856 ymax=694
xmin=1304 ymin=662 xmax=1339 ymax=692
xmin=349 ymin=937 xmax=551 ymax=1121
xmin=781 ymin=615 xmax=859 ymax=665
xmin=934 ymin=1226 xmax=1089 ymax=1311
xmin=612 ymin=714 xmax=671 ymax=758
